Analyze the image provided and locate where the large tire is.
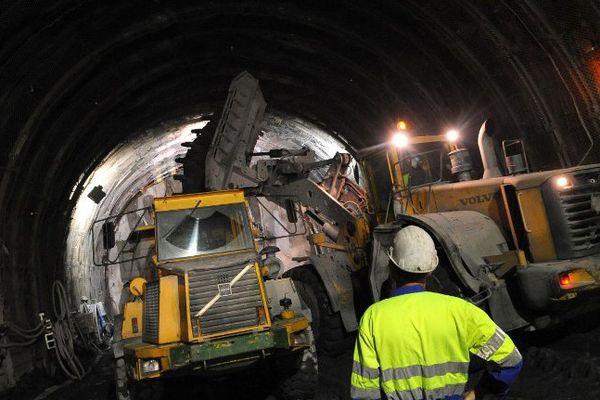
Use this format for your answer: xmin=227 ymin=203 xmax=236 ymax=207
xmin=275 ymin=328 xmax=318 ymax=400
xmin=284 ymin=266 xmax=355 ymax=356
xmin=114 ymin=357 xmax=131 ymax=400
xmin=114 ymin=356 xmax=164 ymax=400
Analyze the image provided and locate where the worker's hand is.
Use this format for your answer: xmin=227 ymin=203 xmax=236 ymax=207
xmin=463 ymin=389 xmax=476 ymax=400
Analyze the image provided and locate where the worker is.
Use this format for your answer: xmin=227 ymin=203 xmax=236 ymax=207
xmin=351 ymin=225 xmax=522 ymax=400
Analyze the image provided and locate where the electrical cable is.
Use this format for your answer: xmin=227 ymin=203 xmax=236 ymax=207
xmin=0 ymin=320 xmax=44 ymax=348
xmin=51 ymin=280 xmax=85 ymax=380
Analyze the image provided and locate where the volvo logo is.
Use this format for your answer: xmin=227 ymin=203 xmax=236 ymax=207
xmin=459 ymin=193 xmax=494 ymax=206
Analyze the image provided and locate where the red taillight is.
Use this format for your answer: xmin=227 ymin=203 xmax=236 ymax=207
xmin=559 ymin=273 xmax=572 ymax=287
xmin=559 ymin=269 xmax=596 ymax=290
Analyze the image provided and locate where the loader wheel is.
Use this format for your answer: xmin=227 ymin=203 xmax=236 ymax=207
xmin=284 ymin=266 xmax=355 ymax=356
xmin=427 ymin=252 xmax=465 ymax=298
xmin=275 ymin=328 xmax=318 ymax=400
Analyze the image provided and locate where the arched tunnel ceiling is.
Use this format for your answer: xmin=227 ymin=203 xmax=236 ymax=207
xmin=1 ymin=1 xmax=600 ymax=318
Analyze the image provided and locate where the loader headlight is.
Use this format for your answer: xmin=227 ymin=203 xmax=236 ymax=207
xmin=392 ymin=132 xmax=410 ymax=148
xmin=446 ymin=129 xmax=460 ymax=143
xmin=142 ymin=359 xmax=160 ymax=374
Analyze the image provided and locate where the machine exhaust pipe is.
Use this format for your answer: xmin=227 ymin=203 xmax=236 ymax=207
xmin=478 ymin=120 xmax=503 ymax=179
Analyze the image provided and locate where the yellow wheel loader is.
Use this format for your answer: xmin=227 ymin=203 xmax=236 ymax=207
xmin=370 ymin=120 xmax=600 ymax=332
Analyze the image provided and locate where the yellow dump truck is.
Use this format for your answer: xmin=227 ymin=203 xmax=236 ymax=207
xmin=113 ymin=190 xmax=315 ymax=399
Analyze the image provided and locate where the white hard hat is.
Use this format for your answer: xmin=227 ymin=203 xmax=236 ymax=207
xmin=80 ymin=296 xmax=89 ymax=302
xmin=387 ymin=225 xmax=438 ymax=273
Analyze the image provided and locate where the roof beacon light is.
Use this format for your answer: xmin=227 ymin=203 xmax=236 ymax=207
xmin=446 ymin=129 xmax=460 ymax=143
xmin=392 ymin=132 xmax=410 ymax=148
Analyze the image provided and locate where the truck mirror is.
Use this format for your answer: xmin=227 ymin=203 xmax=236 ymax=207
xmin=285 ymin=199 xmax=298 ymax=223
xmin=102 ymin=221 xmax=116 ymax=249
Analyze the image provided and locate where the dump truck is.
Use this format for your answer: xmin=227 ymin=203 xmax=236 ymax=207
xmin=369 ymin=120 xmax=600 ymax=332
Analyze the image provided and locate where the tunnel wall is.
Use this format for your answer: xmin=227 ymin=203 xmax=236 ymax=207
xmin=2 ymin=0 xmax=600 ymax=390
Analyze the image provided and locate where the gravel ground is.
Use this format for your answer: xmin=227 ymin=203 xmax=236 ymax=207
xmin=8 ymin=313 xmax=600 ymax=400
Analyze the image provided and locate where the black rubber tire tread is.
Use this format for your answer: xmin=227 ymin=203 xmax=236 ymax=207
xmin=275 ymin=330 xmax=318 ymax=400
xmin=114 ymin=356 xmax=164 ymax=400
xmin=114 ymin=357 xmax=131 ymax=400
xmin=284 ymin=266 xmax=355 ymax=356
xmin=130 ymin=379 xmax=164 ymax=400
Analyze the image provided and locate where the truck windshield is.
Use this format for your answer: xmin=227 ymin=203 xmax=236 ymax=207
xmin=156 ymin=203 xmax=254 ymax=261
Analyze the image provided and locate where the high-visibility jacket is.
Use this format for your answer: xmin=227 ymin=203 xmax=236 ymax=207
xmin=351 ymin=286 xmax=522 ymax=400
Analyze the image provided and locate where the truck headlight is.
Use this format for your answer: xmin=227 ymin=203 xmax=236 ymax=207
xmin=142 ymin=359 xmax=160 ymax=374
xmin=554 ymin=175 xmax=573 ymax=190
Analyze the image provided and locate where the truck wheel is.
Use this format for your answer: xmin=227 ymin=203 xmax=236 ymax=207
xmin=115 ymin=357 xmax=131 ymax=400
xmin=114 ymin=357 xmax=164 ymax=400
xmin=284 ymin=266 xmax=355 ymax=356
xmin=275 ymin=329 xmax=318 ymax=400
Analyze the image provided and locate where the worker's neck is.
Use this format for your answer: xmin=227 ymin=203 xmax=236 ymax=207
xmin=398 ymin=282 xmax=426 ymax=289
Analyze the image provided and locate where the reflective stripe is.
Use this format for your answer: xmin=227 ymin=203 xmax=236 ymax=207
xmin=350 ymin=385 xmax=381 ymax=399
xmin=476 ymin=327 xmax=506 ymax=360
xmin=384 ymin=382 xmax=466 ymax=400
xmin=381 ymin=361 xmax=469 ymax=381
xmin=498 ymin=347 xmax=523 ymax=367
xmin=353 ymin=361 xmax=380 ymax=380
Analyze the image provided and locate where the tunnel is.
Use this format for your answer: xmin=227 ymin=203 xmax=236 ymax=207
xmin=2 ymin=1 xmax=600 ymax=398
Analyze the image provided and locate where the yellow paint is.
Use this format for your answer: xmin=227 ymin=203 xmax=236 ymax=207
xmin=568 ymin=268 xmax=596 ymax=286
xmin=154 ymin=190 xmax=246 ymax=212
xmin=146 ymin=275 xmax=181 ymax=344
xmin=121 ymin=301 xmax=143 ymax=339
xmin=407 ymin=178 xmax=504 ymax=220
xmin=280 ymin=309 xmax=295 ymax=320
xmin=308 ymin=232 xmax=348 ymax=251
xmin=386 ymin=149 xmax=405 ymax=191
xmin=129 ymin=277 xmax=147 ymax=297
xmin=183 ymin=273 xmax=194 ymax=342
xmin=516 ymin=189 xmax=556 ymax=262
xmin=135 ymin=225 xmax=155 ymax=232
xmin=517 ymin=250 xmax=527 ymax=266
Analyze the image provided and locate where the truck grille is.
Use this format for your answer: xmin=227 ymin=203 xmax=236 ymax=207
xmin=143 ymin=281 xmax=160 ymax=343
xmin=188 ymin=263 xmax=263 ymax=336
xmin=543 ymin=169 xmax=600 ymax=259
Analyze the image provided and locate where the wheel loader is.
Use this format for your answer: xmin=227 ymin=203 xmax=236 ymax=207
xmin=369 ymin=120 xmax=600 ymax=332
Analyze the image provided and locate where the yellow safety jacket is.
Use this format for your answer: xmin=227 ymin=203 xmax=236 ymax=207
xmin=351 ymin=286 xmax=522 ymax=400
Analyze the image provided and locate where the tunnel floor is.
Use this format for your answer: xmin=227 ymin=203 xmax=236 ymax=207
xmin=8 ymin=315 xmax=600 ymax=400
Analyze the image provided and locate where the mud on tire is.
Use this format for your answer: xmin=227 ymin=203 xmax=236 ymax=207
xmin=114 ymin=357 xmax=164 ymax=400
xmin=275 ymin=328 xmax=318 ymax=400
xmin=284 ymin=266 xmax=355 ymax=356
